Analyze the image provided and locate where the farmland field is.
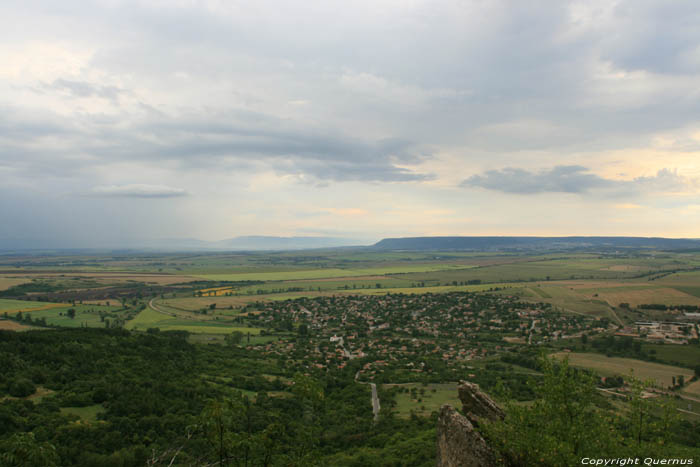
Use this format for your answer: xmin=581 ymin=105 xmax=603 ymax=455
xmin=683 ymin=381 xmax=700 ymax=398
xmin=195 ymin=264 xmax=473 ymax=282
xmin=553 ymin=352 xmax=693 ymax=388
xmin=0 ymin=319 xmax=34 ymax=331
xmin=0 ymin=277 xmax=32 ymax=290
xmin=591 ymin=286 xmax=700 ymax=307
xmin=0 ymin=298 xmax=65 ymax=312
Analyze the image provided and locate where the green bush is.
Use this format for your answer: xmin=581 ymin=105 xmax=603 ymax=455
xmin=8 ymin=378 xmax=36 ymax=398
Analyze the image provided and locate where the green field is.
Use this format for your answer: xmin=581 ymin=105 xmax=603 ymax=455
xmin=0 ymin=299 xmax=126 ymax=329
xmin=384 ymin=383 xmax=461 ymax=418
xmin=0 ymin=298 xmax=63 ymax=312
xmin=127 ymin=306 xmax=263 ymax=335
xmin=553 ymin=352 xmax=693 ymax=388
xmin=24 ymin=304 xmax=124 ymax=328
xmin=638 ymin=343 xmax=700 ymax=369
xmin=60 ymin=405 xmax=104 ymax=423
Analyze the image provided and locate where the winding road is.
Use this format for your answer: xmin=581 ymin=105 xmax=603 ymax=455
xmin=355 ymin=371 xmax=381 ymax=421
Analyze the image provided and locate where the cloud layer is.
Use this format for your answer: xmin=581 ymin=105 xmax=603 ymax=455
xmin=2 ymin=0 xmax=700 ymax=244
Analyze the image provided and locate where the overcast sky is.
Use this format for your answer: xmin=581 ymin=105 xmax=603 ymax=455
xmin=2 ymin=0 xmax=700 ymax=247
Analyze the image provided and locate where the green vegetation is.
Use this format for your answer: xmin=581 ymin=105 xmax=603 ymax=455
xmin=0 ymin=299 xmax=61 ymax=312
xmin=1 ymin=249 xmax=700 ymax=464
xmin=484 ymin=356 xmax=697 ymax=465
xmin=0 ymin=329 xmax=436 ymax=466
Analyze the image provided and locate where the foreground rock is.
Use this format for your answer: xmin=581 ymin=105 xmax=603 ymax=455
xmin=436 ymin=381 xmax=504 ymax=467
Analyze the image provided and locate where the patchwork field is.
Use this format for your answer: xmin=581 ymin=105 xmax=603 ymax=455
xmin=2 ymin=250 xmax=699 ymax=335
xmin=195 ymin=264 xmax=473 ymax=282
xmin=553 ymin=352 xmax=693 ymax=388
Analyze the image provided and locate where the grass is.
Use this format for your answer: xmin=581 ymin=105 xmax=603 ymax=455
xmin=672 ymin=286 xmax=700 ymax=298
xmin=384 ymin=383 xmax=461 ymax=418
xmin=552 ymin=352 xmax=693 ymax=388
xmin=0 ymin=298 xmax=64 ymax=312
xmin=682 ymin=380 xmax=700 ymax=398
xmin=24 ymin=304 xmax=125 ymax=328
xmin=127 ymin=306 xmax=263 ymax=335
xmin=639 ymin=343 xmax=700 ymax=369
xmin=60 ymin=404 xmax=103 ymax=423
xmin=125 ymin=306 xmax=169 ymax=328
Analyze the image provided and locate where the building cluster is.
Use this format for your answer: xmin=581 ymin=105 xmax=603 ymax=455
xmin=242 ymin=292 xmax=597 ymax=380
xmin=616 ymin=321 xmax=698 ymax=344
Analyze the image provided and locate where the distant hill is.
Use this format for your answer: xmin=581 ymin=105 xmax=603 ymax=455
xmin=372 ymin=236 xmax=700 ymax=251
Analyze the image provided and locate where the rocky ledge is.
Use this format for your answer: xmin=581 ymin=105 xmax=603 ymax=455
xmin=436 ymin=381 xmax=504 ymax=467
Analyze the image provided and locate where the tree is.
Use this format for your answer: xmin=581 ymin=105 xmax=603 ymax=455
xmin=483 ymin=356 xmax=617 ymax=465
xmin=0 ymin=433 xmax=59 ymax=467
xmin=225 ymin=331 xmax=244 ymax=346
xmin=298 ymin=323 xmax=309 ymax=337
xmin=67 ymin=308 xmax=76 ymax=319
xmin=9 ymin=378 xmax=36 ymax=398
xmin=200 ymin=392 xmax=288 ymax=466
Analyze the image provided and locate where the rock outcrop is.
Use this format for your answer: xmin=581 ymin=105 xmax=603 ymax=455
xmin=436 ymin=381 xmax=504 ymax=467
xmin=458 ymin=381 xmax=504 ymax=423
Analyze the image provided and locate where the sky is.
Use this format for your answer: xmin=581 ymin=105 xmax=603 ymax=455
xmin=2 ymin=0 xmax=700 ymax=248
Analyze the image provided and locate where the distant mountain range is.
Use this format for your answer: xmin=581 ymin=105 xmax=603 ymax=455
xmin=372 ymin=236 xmax=700 ymax=251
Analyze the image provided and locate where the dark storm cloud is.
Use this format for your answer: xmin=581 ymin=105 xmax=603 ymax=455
xmin=0 ymin=106 xmax=431 ymax=182
xmin=462 ymin=166 xmax=688 ymax=196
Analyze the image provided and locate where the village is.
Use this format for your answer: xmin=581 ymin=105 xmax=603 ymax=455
xmin=241 ymin=292 xmax=599 ymax=381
